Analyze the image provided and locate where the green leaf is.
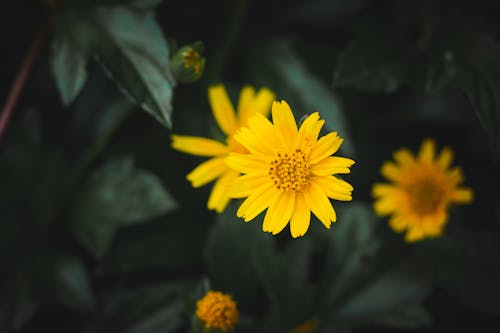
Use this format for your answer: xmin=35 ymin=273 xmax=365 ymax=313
xmin=371 ymin=304 xmax=432 ymax=329
xmin=414 ymin=229 xmax=500 ymax=314
xmin=70 ymin=158 xmax=177 ymax=257
xmin=205 ymin=202 xmax=274 ymax=310
xmin=318 ymin=202 xmax=433 ymax=328
xmin=0 ymin=276 xmax=39 ymax=331
xmin=83 ymin=281 xmax=190 ymax=333
xmin=252 ymin=237 xmax=318 ymax=332
xmin=320 ymin=202 xmax=383 ymax=306
xmin=335 ymin=259 xmax=432 ymax=319
xmin=98 ymin=221 xmax=206 ymax=275
xmin=453 ymin=36 xmax=500 ymax=155
xmin=333 ymin=29 xmax=413 ymax=94
xmin=51 ymin=28 xmax=89 ymax=106
xmin=246 ymin=41 xmax=355 ymax=155
xmin=54 ymin=256 xmax=95 ymax=312
xmin=253 ymin=238 xmax=316 ymax=308
xmin=51 ymin=6 xmax=176 ymax=127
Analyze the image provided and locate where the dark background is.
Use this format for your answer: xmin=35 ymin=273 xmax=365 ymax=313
xmin=1 ymin=0 xmax=499 ymax=332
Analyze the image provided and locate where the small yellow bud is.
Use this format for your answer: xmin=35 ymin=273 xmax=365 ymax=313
xmin=171 ymin=41 xmax=206 ymax=83
xmin=195 ymin=290 xmax=239 ymax=332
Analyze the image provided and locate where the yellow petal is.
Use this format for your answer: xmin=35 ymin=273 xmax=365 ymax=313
xmin=310 ymin=177 xmax=353 ymax=201
xmin=234 ymin=114 xmax=280 ymax=156
xmin=405 ymin=225 xmax=425 ymax=242
xmin=297 ymin=112 xmax=323 ymax=154
xmin=226 ymin=153 xmax=269 ymax=175
xmin=171 ymin=135 xmax=229 ymax=156
xmin=393 ymin=148 xmax=415 ymax=167
xmin=290 ymin=193 xmax=310 ymax=238
xmin=207 ymin=169 xmax=240 ymax=212
xmin=304 ymin=182 xmax=336 ymax=229
xmin=371 ymin=183 xmax=396 ymax=197
xmin=422 ymin=213 xmax=447 ymax=235
xmin=447 ymin=167 xmax=464 ymax=185
xmin=373 ymin=197 xmax=398 ymax=216
xmin=310 ymin=156 xmax=354 ymax=176
xmin=208 ymin=85 xmax=238 ymax=135
xmin=187 ymin=157 xmax=228 ymax=187
xmin=236 ymin=86 xmax=255 ymax=126
xmin=237 ymin=87 xmax=275 ymax=125
xmin=380 ymin=161 xmax=402 ymax=182
xmin=253 ymin=88 xmax=275 ymax=117
xmin=451 ymin=188 xmax=474 ymax=203
xmin=388 ymin=215 xmax=407 ymax=232
xmin=437 ymin=147 xmax=454 ymax=170
xmin=227 ymin=174 xmax=269 ymax=198
xmin=418 ymin=138 xmax=436 ymax=163
xmin=262 ymin=191 xmax=295 ymax=235
xmin=272 ymin=101 xmax=298 ymax=149
xmin=329 ymin=176 xmax=354 ymax=191
xmin=308 ymin=132 xmax=343 ymax=165
xmin=237 ymin=184 xmax=280 ymax=222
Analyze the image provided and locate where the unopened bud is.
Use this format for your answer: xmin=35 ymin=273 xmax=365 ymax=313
xmin=171 ymin=41 xmax=206 ymax=83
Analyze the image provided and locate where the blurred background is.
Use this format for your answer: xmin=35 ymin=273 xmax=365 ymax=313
xmin=1 ymin=0 xmax=499 ymax=332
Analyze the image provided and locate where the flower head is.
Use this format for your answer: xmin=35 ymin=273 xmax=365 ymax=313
xmin=372 ymin=138 xmax=474 ymax=242
xmin=226 ymin=100 xmax=354 ymax=238
xmin=171 ymin=84 xmax=275 ymax=212
xmin=196 ymin=290 xmax=239 ymax=332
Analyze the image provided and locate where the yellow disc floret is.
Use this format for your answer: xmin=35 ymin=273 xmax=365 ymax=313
xmin=196 ymin=291 xmax=239 ymax=332
xmin=406 ymin=175 xmax=446 ymax=215
xmin=269 ymin=150 xmax=310 ymax=192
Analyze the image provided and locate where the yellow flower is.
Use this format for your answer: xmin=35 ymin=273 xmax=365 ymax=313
xmin=196 ymin=290 xmax=239 ymax=332
xmin=372 ymin=138 xmax=474 ymax=242
xmin=226 ymin=100 xmax=354 ymax=237
xmin=171 ymin=84 xmax=275 ymax=212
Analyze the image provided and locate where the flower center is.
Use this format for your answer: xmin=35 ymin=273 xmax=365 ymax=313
xmin=406 ymin=177 xmax=445 ymax=215
xmin=269 ymin=150 xmax=310 ymax=192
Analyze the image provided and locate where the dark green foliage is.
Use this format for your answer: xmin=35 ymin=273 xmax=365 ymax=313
xmin=1 ymin=0 xmax=499 ymax=332
xmin=51 ymin=2 xmax=176 ymax=127
xmin=70 ymin=158 xmax=177 ymax=258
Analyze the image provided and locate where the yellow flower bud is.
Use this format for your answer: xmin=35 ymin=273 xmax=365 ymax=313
xmin=171 ymin=41 xmax=206 ymax=83
xmin=195 ymin=290 xmax=239 ymax=332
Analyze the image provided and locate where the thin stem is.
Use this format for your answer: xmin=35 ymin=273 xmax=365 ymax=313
xmin=0 ymin=20 xmax=50 ymax=145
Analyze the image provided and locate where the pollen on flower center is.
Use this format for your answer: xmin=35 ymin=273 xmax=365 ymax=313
xmin=269 ymin=149 xmax=310 ymax=192
xmin=406 ymin=177 xmax=445 ymax=215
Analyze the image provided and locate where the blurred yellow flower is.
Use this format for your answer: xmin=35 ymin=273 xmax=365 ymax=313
xmin=171 ymin=84 xmax=274 ymax=212
xmin=291 ymin=318 xmax=318 ymax=333
xmin=196 ymin=290 xmax=239 ymax=332
xmin=372 ymin=138 xmax=474 ymax=242
xmin=226 ymin=101 xmax=354 ymax=237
